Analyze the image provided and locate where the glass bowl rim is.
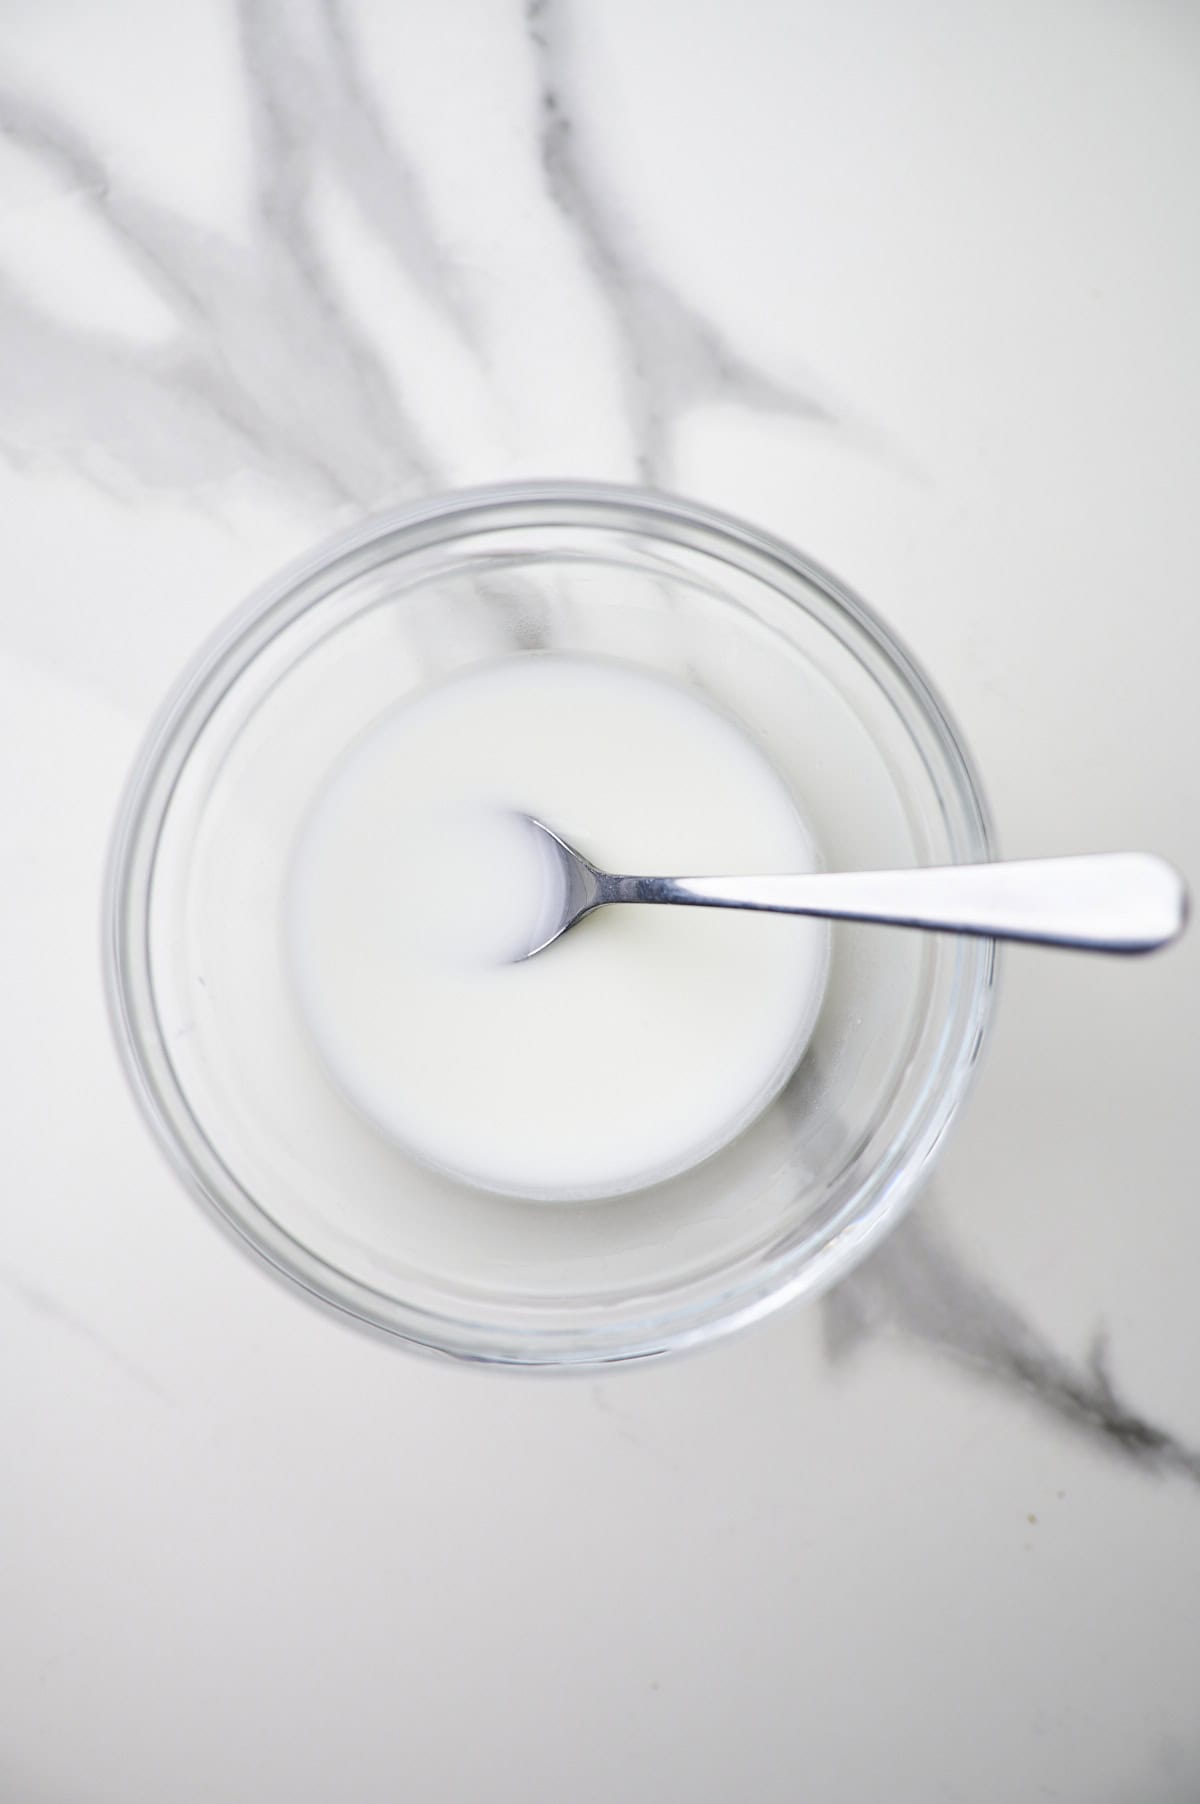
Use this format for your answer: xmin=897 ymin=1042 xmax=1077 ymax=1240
xmin=104 ymin=479 xmax=997 ymax=1366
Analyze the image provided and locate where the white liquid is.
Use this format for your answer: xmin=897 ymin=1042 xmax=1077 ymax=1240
xmin=286 ymin=655 xmax=829 ymax=1199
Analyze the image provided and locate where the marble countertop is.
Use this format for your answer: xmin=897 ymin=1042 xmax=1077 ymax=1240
xmin=3 ymin=3 xmax=1199 ymax=1800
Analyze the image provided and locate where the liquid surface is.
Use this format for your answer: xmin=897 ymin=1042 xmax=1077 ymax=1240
xmin=286 ymin=655 xmax=829 ymax=1198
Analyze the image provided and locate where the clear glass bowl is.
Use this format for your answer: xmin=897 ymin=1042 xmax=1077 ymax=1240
xmin=105 ymin=482 xmax=995 ymax=1365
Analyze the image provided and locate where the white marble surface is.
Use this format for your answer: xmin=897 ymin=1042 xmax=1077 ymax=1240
xmin=2 ymin=2 xmax=1199 ymax=1799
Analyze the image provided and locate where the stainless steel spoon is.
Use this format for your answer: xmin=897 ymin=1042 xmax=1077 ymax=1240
xmin=519 ymin=817 xmax=1188 ymax=960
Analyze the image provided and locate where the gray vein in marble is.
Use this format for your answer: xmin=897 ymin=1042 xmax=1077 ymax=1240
xmin=236 ymin=3 xmax=434 ymax=493
xmin=317 ymin=0 xmax=475 ymax=340
xmin=525 ymin=0 xmax=830 ymax=482
xmin=0 ymin=86 xmax=336 ymax=502
xmin=235 ymin=0 xmax=447 ymax=485
xmin=0 ymin=1262 xmax=173 ymax=1404
xmin=0 ymin=2 xmax=452 ymax=510
xmin=824 ymin=1205 xmax=1200 ymax=1486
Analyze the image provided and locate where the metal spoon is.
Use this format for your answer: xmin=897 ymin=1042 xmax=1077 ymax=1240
xmin=519 ymin=817 xmax=1188 ymax=959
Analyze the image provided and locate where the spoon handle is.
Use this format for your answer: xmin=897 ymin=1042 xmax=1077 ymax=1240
xmin=615 ymin=854 xmax=1188 ymax=954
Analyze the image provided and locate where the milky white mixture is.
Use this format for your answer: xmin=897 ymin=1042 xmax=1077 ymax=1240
xmin=286 ymin=655 xmax=829 ymax=1198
